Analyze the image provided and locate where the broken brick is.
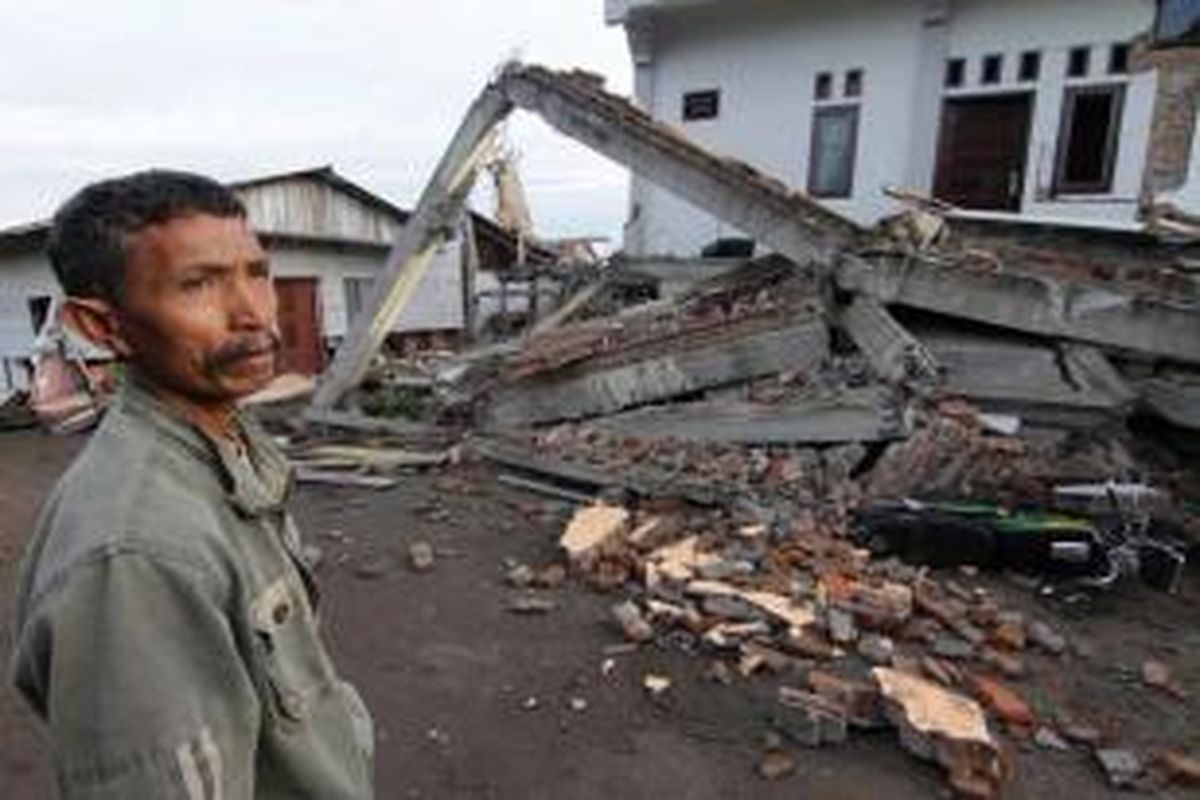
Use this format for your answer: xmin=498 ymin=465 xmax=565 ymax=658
xmin=775 ymin=686 xmax=849 ymax=747
xmin=968 ymin=674 xmax=1034 ymax=729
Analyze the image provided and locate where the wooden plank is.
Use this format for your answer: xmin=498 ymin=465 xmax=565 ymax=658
xmin=294 ymin=468 xmax=398 ymax=489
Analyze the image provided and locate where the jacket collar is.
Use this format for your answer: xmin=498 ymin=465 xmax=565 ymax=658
xmin=116 ymin=372 xmax=293 ymax=516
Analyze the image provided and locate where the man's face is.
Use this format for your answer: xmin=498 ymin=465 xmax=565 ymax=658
xmin=115 ymin=213 xmax=279 ymax=404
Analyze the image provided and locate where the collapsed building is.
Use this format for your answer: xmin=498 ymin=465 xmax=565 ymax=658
xmin=287 ymin=63 xmax=1200 ymax=796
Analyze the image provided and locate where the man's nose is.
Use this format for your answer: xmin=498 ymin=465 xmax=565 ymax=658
xmin=226 ymin=272 xmax=273 ymax=330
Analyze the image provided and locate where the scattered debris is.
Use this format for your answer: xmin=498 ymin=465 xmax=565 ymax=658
xmin=642 ymin=673 xmax=672 ymax=697
xmin=1149 ymin=750 xmax=1200 ymax=788
xmin=611 ymin=600 xmax=654 ymax=643
xmin=1141 ymin=659 xmax=1188 ymax=699
xmin=874 ymin=668 xmax=1003 ymax=799
xmin=295 ymin=468 xmax=399 ymax=490
xmin=507 ymin=593 xmax=559 ymax=615
xmin=775 ymin=686 xmax=849 ymax=747
xmin=559 ymin=502 xmax=629 ymax=566
xmin=1094 ymin=748 xmax=1144 ymax=789
xmin=408 ymin=541 xmax=436 ymax=573
xmin=756 ymin=750 xmax=798 ymax=781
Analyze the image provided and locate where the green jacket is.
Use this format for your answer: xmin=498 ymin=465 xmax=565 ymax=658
xmin=10 ymin=377 xmax=374 ymax=799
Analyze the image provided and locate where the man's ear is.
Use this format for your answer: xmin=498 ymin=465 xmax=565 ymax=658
xmin=61 ymin=297 xmax=134 ymax=358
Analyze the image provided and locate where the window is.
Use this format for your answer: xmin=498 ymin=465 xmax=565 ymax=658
xmin=28 ymin=296 xmax=51 ymax=335
xmin=808 ymin=106 xmax=859 ymax=198
xmin=814 ymin=72 xmax=833 ymax=101
xmin=1054 ymin=84 xmax=1125 ymax=194
xmin=945 ymin=58 xmax=966 ymax=88
xmin=844 ymin=69 xmax=864 ymax=98
xmin=344 ymin=277 xmax=375 ymax=325
xmin=981 ymin=54 xmax=1003 ymax=85
xmin=1109 ymin=43 xmax=1131 ymax=74
xmin=1067 ymin=46 xmax=1091 ymax=78
xmin=1019 ymin=51 xmax=1041 ymax=82
xmin=682 ymin=89 xmax=720 ymax=121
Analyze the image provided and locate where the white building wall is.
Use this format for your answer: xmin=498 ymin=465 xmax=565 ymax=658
xmin=943 ymin=0 xmax=1157 ymax=228
xmin=620 ymin=0 xmax=1160 ymax=256
xmin=0 ymin=252 xmax=59 ymax=391
xmin=268 ymin=240 xmax=464 ymax=341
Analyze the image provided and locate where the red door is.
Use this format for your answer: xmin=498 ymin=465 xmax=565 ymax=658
xmin=934 ymin=93 xmax=1033 ymax=211
xmin=273 ymin=277 xmax=324 ymax=375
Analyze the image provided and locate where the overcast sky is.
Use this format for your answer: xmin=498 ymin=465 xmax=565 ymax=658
xmin=0 ymin=1 xmax=633 ymax=242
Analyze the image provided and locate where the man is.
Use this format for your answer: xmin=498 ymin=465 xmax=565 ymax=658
xmin=10 ymin=170 xmax=374 ymax=798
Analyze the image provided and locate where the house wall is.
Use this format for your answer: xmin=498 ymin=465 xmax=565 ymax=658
xmin=0 ymin=251 xmax=58 ymax=391
xmin=620 ymin=0 xmax=1160 ymax=256
xmin=269 ymin=239 xmax=464 ymax=343
xmin=0 ymin=237 xmax=466 ymax=390
xmin=239 ymin=178 xmax=400 ymax=244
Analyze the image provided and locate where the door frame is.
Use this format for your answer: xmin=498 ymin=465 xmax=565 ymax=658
xmin=932 ymin=90 xmax=1036 ymax=212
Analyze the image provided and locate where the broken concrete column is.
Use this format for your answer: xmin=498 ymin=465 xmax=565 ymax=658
xmin=839 ymin=295 xmax=939 ymax=384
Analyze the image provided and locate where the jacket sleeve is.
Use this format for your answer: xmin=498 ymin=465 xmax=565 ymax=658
xmin=31 ymin=550 xmax=259 ymax=799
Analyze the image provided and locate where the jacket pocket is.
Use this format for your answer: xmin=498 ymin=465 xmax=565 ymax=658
xmin=249 ymin=576 xmax=332 ymax=727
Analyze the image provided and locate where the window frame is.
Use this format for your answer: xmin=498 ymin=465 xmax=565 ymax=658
xmin=1053 ymin=82 xmax=1126 ymax=195
xmin=945 ymin=57 xmax=966 ymax=89
xmin=682 ymin=89 xmax=720 ymax=121
xmin=807 ymin=104 xmax=860 ymax=199
xmin=343 ymin=276 xmax=376 ymax=326
xmin=1019 ymin=50 xmax=1041 ymax=83
xmin=844 ymin=68 xmax=864 ymax=99
xmin=981 ymin=54 xmax=1004 ymax=85
xmin=1067 ymin=46 xmax=1092 ymax=78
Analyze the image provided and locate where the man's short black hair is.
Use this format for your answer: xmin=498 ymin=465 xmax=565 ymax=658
xmin=47 ymin=169 xmax=246 ymax=303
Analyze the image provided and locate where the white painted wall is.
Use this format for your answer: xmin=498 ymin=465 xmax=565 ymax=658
xmin=617 ymin=0 xmax=1160 ymax=256
xmin=0 ymin=251 xmax=58 ymax=390
xmin=270 ymin=239 xmax=465 ymax=342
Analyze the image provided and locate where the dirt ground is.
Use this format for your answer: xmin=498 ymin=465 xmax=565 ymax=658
xmin=2 ymin=427 xmax=1198 ymax=798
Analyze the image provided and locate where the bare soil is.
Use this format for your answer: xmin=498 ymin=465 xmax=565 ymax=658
xmin=2 ymin=428 xmax=1198 ymax=798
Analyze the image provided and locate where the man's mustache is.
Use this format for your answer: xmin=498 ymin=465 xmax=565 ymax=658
xmin=206 ymin=331 xmax=282 ymax=371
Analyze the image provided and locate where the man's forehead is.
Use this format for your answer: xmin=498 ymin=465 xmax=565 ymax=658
xmin=124 ymin=213 xmax=265 ymax=269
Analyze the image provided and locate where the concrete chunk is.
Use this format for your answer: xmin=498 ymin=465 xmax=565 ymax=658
xmin=874 ymin=667 xmax=1004 ymax=800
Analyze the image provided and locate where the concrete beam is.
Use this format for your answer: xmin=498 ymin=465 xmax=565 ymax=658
xmin=839 ymin=254 xmax=1200 ymax=364
xmin=919 ymin=329 xmax=1135 ymax=427
xmin=310 ymin=86 xmax=513 ymax=411
xmin=839 ymin=296 xmax=939 ymax=384
xmin=486 ymin=310 xmax=829 ymax=427
xmin=595 ymin=387 xmax=910 ymax=444
xmin=499 ymin=65 xmax=861 ymax=269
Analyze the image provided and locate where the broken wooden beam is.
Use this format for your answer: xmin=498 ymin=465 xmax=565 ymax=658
xmin=486 ymin=308 xmax=829 ymax=427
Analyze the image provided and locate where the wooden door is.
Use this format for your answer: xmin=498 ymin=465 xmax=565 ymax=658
xmin=934 ymin=93 xmax=1033 ymax=211
xmin=273 ymin=277 xmax=323 ymax=375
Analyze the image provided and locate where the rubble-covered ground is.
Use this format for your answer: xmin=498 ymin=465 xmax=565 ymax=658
xmin=3 ymin=428 xmax=1199 ymax=798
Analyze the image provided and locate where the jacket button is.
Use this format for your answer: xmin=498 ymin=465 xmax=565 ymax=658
xmin=282 ymin=691 xmax=307 ymax=719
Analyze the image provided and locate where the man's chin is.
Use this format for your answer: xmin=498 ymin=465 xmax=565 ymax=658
xmin=219 ymin=355 xmax=278 ymax=398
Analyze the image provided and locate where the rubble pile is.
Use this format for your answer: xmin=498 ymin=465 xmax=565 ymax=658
xmin=549 ymin=467 xmax=1190 ymax=798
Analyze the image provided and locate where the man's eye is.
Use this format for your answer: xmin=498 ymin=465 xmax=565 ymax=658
xmin=181 ymin=276 xmax=213 ymax=292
